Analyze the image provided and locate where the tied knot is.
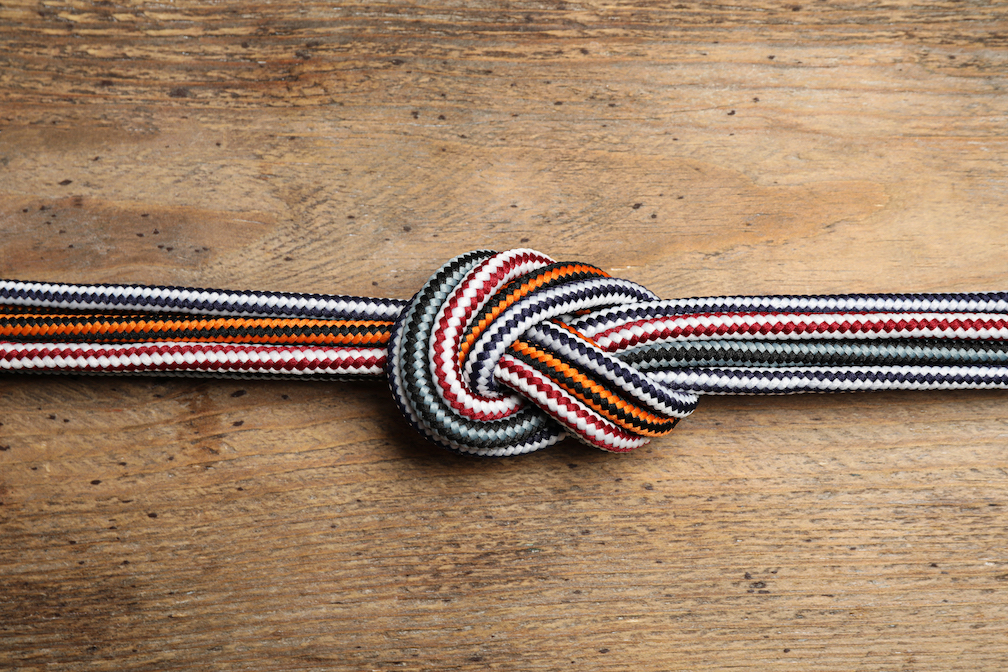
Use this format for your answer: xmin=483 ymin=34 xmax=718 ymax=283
xmin=387 ymin=249 xmax=699 ymax=456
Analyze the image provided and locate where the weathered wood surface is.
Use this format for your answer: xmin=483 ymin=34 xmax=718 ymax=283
xmin=2 ymin=1 xmax=1007 ymax=670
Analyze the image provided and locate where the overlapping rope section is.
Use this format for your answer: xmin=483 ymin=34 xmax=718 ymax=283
xmin=3 ymin=248 xmax=1006 ymax=456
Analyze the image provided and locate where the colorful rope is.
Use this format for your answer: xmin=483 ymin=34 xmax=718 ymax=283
xmin=0 ymin=312 xmax=393 ymax=346
xmin=2 ymin=249 xmax=1006 ymax=456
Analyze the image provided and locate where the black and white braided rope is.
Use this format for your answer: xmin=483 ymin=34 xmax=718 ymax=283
xmin=0 ymin=279 xmax=405 ymax=320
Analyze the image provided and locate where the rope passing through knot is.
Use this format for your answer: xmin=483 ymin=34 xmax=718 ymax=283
xmin=2 ymin=247 xmax=1007 ymax=456
xmin=386 ymin=249 xmax=699 ymax=456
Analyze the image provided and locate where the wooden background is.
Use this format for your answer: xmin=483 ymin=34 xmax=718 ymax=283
xmin=2 ymin=1 xmax=1007 ymax=670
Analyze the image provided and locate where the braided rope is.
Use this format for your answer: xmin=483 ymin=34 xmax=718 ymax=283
xmin=1 ymin=342 xmax=386 ymax=378
xmin=0 ymin=312 xmax=393 ymax=346
xmin=2 ymin=248 xmax=1006 ymax=456
xmin=651 ymin=366 xmax=1008 ymax=394
xmin=0 ymin=279 xmax=405 ymax=320
xmin=620 ymin=339 xmax=1008 ymax=370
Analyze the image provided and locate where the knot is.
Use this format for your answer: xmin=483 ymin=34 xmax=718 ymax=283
xmin=387 ymin=249 xmax=698 ymax=456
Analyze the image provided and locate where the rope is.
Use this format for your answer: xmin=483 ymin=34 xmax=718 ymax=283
xmin=0 ymin=312 xmax=392 ymax=346
xmin=2 ymin=248 xmax=1005 ymax=456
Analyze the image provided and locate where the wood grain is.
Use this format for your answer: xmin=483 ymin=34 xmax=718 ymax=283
xmin=1 ymin=1 xmax=1007 ymax=670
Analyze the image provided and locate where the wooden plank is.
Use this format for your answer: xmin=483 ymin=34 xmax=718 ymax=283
xmin=1 ymin=2 xmax=1006 ymax=670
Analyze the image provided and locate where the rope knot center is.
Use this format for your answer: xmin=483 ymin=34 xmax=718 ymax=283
xmin=387 ymin=249 xmax=698 ymax=456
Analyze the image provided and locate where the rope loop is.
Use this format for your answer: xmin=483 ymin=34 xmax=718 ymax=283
xmin=386 ymin=248 xmax=699 ymax=456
